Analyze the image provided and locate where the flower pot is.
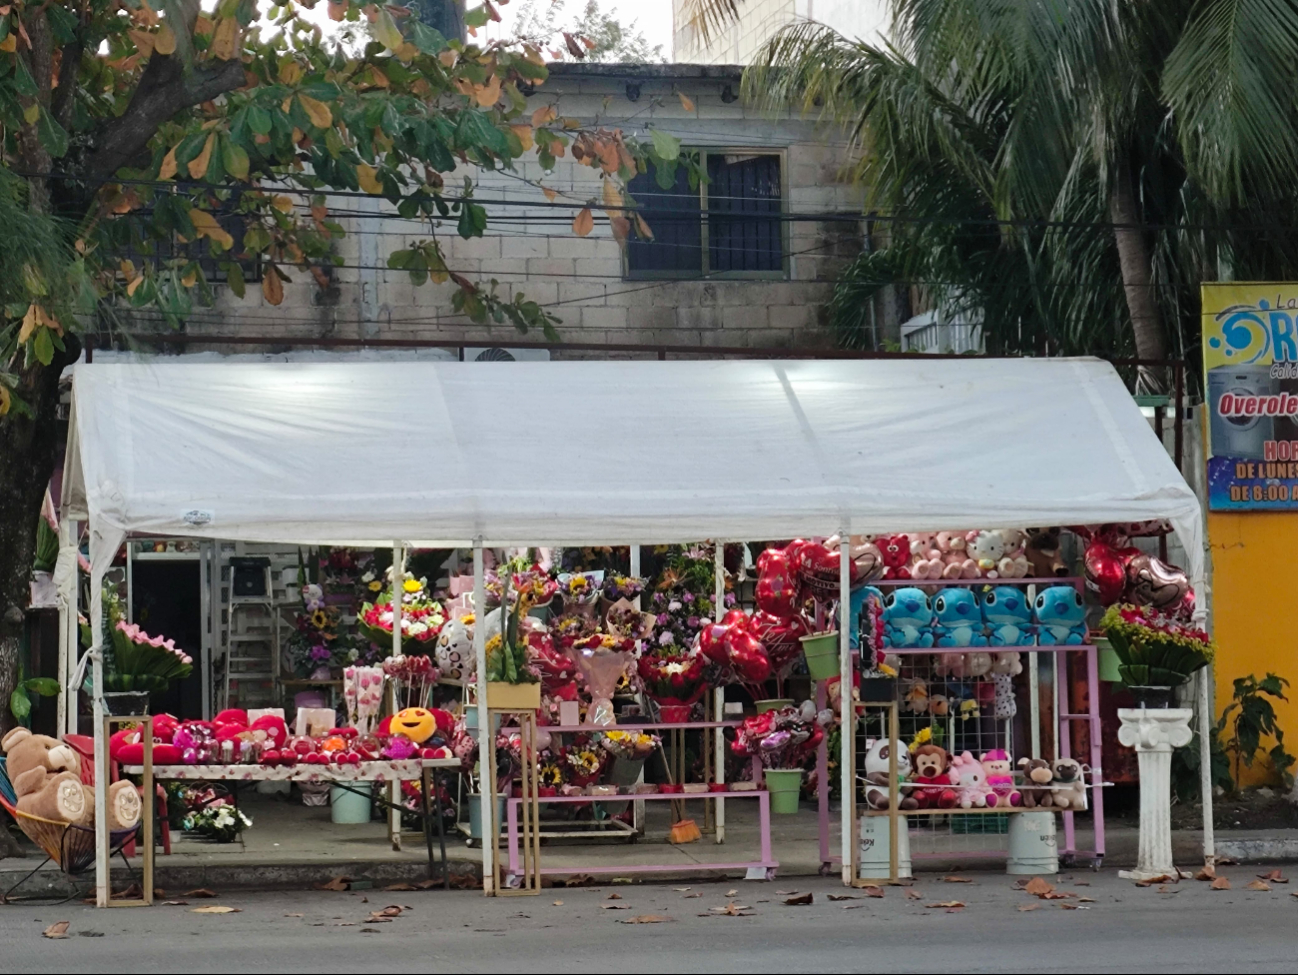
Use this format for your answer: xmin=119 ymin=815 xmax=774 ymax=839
xmin=660 ymin=783 xmax=684 ymax=795
xmin=485 ymin=681 xmax=541 ymax=711
xmin=764 ymin=768 xmax=804 ymax=815
xmin=755 ymin=699 xmax=794 ymax=714
xmin=1092 ymin=637 xmax=1123 ymax=683
xmin=656 ymin=704 xmax=693 ymax=723
xmin=1124 ymin=685 xmax=1176 ymax=709
xmin=859 ymin=677 xmax=897 ymax=702
xmin=101 ymin=691 xmax=150 ymax=716
xmin=799 ymin=631 xmax=841 ymax=682
xmin=708 ymin=782 xmax=729 ymax=793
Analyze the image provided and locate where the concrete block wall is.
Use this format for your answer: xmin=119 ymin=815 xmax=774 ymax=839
xmin=177 ymin=65 xmax=863 ymax=357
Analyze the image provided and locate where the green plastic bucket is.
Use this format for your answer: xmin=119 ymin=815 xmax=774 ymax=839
xmin=800 ymin=632 xmax=841 ymax=681
xmin=764 ymin=769 xmax=804 ymax=815
xmin=755 ymin=699 xmax=794 ymax=714
xmin=1092 ymin=637 xmax=1122 ymax=682
xmin=330 ymin=784 xmax=373 ymax=824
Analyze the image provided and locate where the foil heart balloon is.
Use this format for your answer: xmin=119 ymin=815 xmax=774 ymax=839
xmin=722 ymin=609 xmax=750 ymax=629
xmin=1083 ymin=540 xmax=1128 ymax=605
xmin=750 ymin=610 xmax=807 ymax=676
xmin=725 ymin=629 xmax=771 ymax=683
xmin=848 ymin=536 xmax=885 ymax=584
xmin=697 ymin=622 xmax=731 ymax=664
xmin=755 ymin=551 xmax=801 ymax=615
xmin=1125 ymin=554 xmax=1190 ymax=611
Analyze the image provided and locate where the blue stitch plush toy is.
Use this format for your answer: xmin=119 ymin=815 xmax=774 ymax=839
xmin=882 ymin=587 xmax=935 ymax=648
xmin=981 ymin=586 xmax=1036 ymax=646
xmin=1033 ymin=585 xmax=1087 ymax=645
xmin=933 ymin=588 xmax=988 ymax=647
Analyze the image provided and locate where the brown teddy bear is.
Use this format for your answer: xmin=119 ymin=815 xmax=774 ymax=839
xmin=911 ymin=743 xmax=957 ymax=808
xmin=1017 ymin=757 xmax=1054 ymax=808
xmin=2 ymin=728 xmax=140 ymax=830
xmin=1049 ymin=757 xmax=1088 ymax=810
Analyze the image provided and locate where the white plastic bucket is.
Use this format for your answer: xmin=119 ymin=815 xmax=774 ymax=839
xmin=1007 ymin=811 xmax=1059 ymax=875
xmin=330 ymin=783 xmax=373 ymax=824
xmin=857 ymin=815 xmax=912 ymax=880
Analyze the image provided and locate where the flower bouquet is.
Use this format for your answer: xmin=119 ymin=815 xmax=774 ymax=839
xmin=558 ymin=572 xmax=601 ymax=614
xmin=601 ymin=574 xmax=645 ymax=604
xmin=488 ymin=560 xmax=559 ymax=610
xmin=105 ymin=621 xmax=193 ymax=693
xmin=358 ymin=571 xmax=446 ymax=646
xmin=605 ymin=599 xmax=655 ymax=642
xmin=599 ymin=730 xmax=660 ymax=761
xmin=564 ymin=745 xmax=605 ymax=786
xmin=382 ymin=653 xmax=439 ymax=710
xmin=343 ymin=665 xmax=385 ymax=734
xmin=1099 ymin=603 xmax=1214 ymax=688
xmin=636 ymin=645 xmax=709 ymax=709
xmin=567 ymin=632 xmax=636 ymax=727
xmin=182 ymin=799 xmax=251 ymax=843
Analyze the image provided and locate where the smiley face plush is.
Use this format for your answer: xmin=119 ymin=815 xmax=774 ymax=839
xmin=391 ymin=707 xmax=437 ymax=744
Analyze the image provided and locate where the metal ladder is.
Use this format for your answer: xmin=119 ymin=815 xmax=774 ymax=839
xmin=220 ymin=561 xmax=280 ymax=710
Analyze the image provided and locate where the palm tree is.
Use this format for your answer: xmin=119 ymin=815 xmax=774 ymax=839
xmin=717 ymin=0 xmax=1298 ymax=376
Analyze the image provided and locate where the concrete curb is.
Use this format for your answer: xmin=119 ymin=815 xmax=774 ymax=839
xmin=1215 ymin=837 xmax=1298 ymax=863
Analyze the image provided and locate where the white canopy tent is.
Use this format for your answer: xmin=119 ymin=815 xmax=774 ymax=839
xmin=59 ymin=357 xmax=1211 ymax=898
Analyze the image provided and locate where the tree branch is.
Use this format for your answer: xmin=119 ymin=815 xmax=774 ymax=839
xmin=82 ymin=55 xmax=245 ymax=180
xmin=51 ymin=39 xmax=83 ymax=132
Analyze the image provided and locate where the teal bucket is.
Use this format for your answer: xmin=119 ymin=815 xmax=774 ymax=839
xmin=330 ymin=784 xmax=373 ymax=824
xmin=467 ymin=793 xmax=508 ymax=840
xmin=764 ymin=769 xmax=804 ymax=815
xmin=800 ymin=632 xmax=841 ymax=681
xmin=1093 ymin=637 xmax=1122 ymax=683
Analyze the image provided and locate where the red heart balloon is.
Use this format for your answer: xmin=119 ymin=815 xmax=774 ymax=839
xmin=755 ymin=555 xmax=801 ymax=615
xmin=1083 ymin=540 xmax=1128 ymax=605
xmin=722 ymin=609 xmax=749 ymax=630
xmin=725 ymin=630 xmax=771 ymax=682
xmin=697 ymin=622 xmax=731 ymax=664
xmin=757 ymin=546 xmax=787 ymax=574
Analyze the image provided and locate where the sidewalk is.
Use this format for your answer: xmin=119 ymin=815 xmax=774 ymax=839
xmin=2 ymin=792 xmax=1294 ymax=897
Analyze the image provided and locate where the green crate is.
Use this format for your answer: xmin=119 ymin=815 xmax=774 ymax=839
xmin=950 ymin=812 xmax=1009 ymax=834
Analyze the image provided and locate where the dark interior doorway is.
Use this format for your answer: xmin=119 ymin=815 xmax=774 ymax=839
xmin=131 ymin=560 xmax=203 ymax=718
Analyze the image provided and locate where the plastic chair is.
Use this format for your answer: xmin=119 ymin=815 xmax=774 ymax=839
xmin=0 ymin=757 xmax=138 ymax=902
xmin=62 ymin=734 xmax=170 ymax=856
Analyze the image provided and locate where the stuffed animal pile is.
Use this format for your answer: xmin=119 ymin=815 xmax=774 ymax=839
xmin=2 ymin=728 xmax=141 ymax=830
xmin=882 ymin=584 xmax=1087 ymax=648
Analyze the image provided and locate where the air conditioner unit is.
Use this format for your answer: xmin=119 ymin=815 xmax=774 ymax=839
xmin=463 ymin=347 xmax=551 ymax=362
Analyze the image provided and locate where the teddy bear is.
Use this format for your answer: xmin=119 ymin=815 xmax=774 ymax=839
xmin=907 ymin=533 xmax=945 ymax=580
xmin=1025 ymin=527 xmax=1068 ymax=578
xmin=882 ymin=587 xmax=934 ymax=647
xmin=932 ymin=588 xmax=990 ymax=647
xmin=910 ymin=743 xmax=957 ymax=809
xmin=969 ymin=531 xmax=1005 ymax=578
xmin=1017 ymin=757 xmax=1054 ymax=808
xmin=995 ymin=530 xmax=1032 ymax=579
xmin=878 ymin=535 xmax=912 ymax=580
xmin=2 ymin=727 xmax=140 ymax=830
xmin=949 ymin=750 xmax=994 ymax=808
xmin=927 ymin=693 xmax=950 ymax=717
xmin=936 ymin=531 xmax=979 ymax=579
xmin=903 ymin=680 xmax=929 ymax=714
xmin=981 ymin=586 xmax=1036 ymax=647
xmin=1049 ymin=757 xmax=1088 ymax=810
xmin=862 ymin=738 xmax=919 ymax=810
xmin=1034 ymin=585 xmax=1087 ymax=645
xmin=989 ymin=651 xmax=1022 ymax=719
xmin=979 ymin=748 xmax=1021 ymax=807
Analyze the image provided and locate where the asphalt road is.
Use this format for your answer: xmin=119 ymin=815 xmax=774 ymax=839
xmin=0 ymin=868 xmax=1294 ymax=973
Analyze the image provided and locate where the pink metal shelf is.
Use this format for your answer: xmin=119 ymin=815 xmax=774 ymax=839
xmin=543 ymin=721 xmax=742 ymax=733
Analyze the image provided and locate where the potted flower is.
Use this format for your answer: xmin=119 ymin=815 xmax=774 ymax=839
xmin=1099 ymin=603 xmax=1214 ymax=706
xmin=730 ymin=702 xmax=830 ymax=814
xmin=81 ymin=588 xmax=192 ymax=714
xmin=636 ymin=644 xmax=708 ymax=723
xmin=358 ymin=570 xmax=446 ymax=647
xmin=484 ymin=571 xmax=542 ymax=711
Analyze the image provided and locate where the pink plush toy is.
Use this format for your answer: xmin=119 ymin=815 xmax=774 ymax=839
xmin=949 ymin=750 xmax=995 ymax=808
xmin=908 ymin=533 xmax=944 ymax=580
xmin=980 ymin=748 xmax=1021 ymax=807
xmin=249 ymin=715 xmax=289 ymax=750
xmin=381 ymin=734 xmax=419 ymax=760
xmin=936 ymin=532 xmax=979 ymax=579
xmin=996 ymin=529 xmax=1031 ymax=579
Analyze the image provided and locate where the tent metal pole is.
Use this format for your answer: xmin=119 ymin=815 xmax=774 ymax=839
xmin=838 ymin=529 xmax=852 ymax=884
xmin=1199 ymin=667 xmax=1215 ymax=863
xmin=91 ymin=564 xmax=108 ymax=906
xmin=389 ymin=543 xmax=405 ymax=850
xmin=472 ymin=542 xmax=494 ymax=893
xmin=713 ymin=541 xmax=725 ymax=843
xmin=55 ymin=518 xmax=74 ymax=736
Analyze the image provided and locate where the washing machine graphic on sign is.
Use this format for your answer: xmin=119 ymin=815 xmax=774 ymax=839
xmin=1208 ymin=364 xmax=1276 ymax=460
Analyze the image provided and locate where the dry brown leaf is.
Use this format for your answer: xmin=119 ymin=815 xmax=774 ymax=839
xmin=942 ymin=875 xmax=974 ymax=884
xmin=1259 ymin=869 xmax=1289 ymax=883
xmin=158 ymin=144 xmax=178 ymax=180
xmin=681 ymin=893 xmax=701 ymax=899
xmin=262 ymin=265 xmax=285 ymax=305
xmin=210 ymin=15 xmax=238 ymax=59
xmin=317 ymin=877 xmax=350 ymax=892
xmin=1017 ymin=903 xmax=1039 ymax=912
xmin=42 ymin=921 xmax=69 ymax=939
xmin=1210 ymin=877 xmax=1231 ymax=890
xmin=1078 ymin=897 xmax=1096 ymax=903
xmin=383 ymin=884 xmax=417 ymax=892
xmin=1156 ymin=886 xmax=1179 ymax=894
xmin=185 ymin=888 xmax=219 ymax=898
xmin=828 ymin=893 xmax=862 ymax=901
xmin=187 ymin=133 xmax=215 ymax=179
xmin=552 ymin=900 xmax=564 ymax=906
xmin=672 ymin=887 xmax=691 ymax=892
xmin=708 ymin=902 xmax=752 ymax=916
xmin=284 ymin=913 xmax=303 ymax=917
xmin=1040 ymin=891 xmax=1077 ymax=900
xmin=621 ymin=915 xmax=673 ymax=924
xmin=606 ymin=893 xmax=622 ymax=900
xmin=926 ymin=901 xmax=965 ymax=909
xmin=677 ymin=90 xmax=695 ymax=112
xmin=154 ymin=22 xmax=176 ymax=55
xmin=1245 ymin=879 xmax=1272 ymax=891
xmin=864 ymin=887 xmax=885 ymax=899
xmin=1058 ymin=903 xmax=1080 ymax=910
xmin=842 ymin=904 xmax=864 ymax=910
xmin=1194 ymin=865 xmax=1216 ymax=881
xmin=601 ymin=904 xmax=631 ymax=910
xmin=162 ymin=900 xmax=189 ymax=906
xmin=298 ymin=94 xmax=333 ymax=128
xmin=572 ymin=207 xmax=594 ymax=236
xmin=904 ymin=888 xmax=922 ymax=901
xmin=1024 ymin=877 xmax=1054 ymax=896
xmin=725 ymin=889 xmax=738 ymax=896
xmin=783 ymin=892 xmax=814 ymax=906
xmin=191 ymin=906 xmax=241 ymax=914
xmin=1134 ymin=874 xmax=1177 ymax=887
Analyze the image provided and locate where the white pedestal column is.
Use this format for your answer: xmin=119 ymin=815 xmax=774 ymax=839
xmin=1117 ymin=707 xmax=1193 ymax=882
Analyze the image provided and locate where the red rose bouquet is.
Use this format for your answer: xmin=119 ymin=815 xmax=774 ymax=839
xmin=636 ymin=646 xmax=708 ymax=706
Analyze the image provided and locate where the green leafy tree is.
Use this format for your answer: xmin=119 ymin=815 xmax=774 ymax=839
xmin=728 ymin=0 xmax=1298 ymax=371
xmin=0 ymin=0 xmax=683 ymax=746
xmin=507 ymin=0 xmax=664 ymax=64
